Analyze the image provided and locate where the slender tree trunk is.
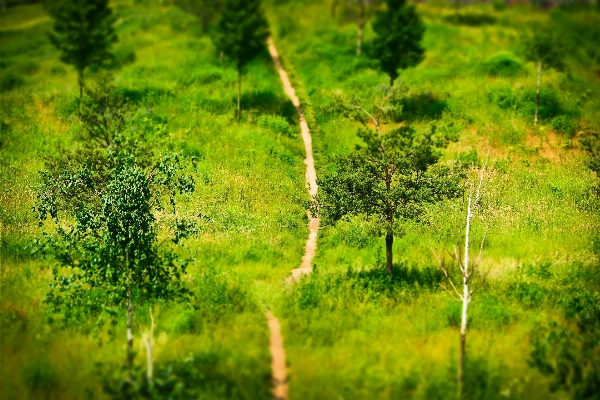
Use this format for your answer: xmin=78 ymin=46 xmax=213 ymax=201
xmin=237 ymin=68 xmax=241 ymax=121
xmin=125 ymin=249 xmax=134 ymax=380
xmin=390 ymin=76 xmax=394 ymax=87
xmin=127 ymin=288 xmax=134 ymax=378
xmin=535 ymin=59 xmax=542 ymax=127
xmin=385 ymin=230 xmax=393 ymax=275
xmin=331 ymin=0 xmax=337 ymax=18
xmin=78 ymin=68 xmax=84 ymax=103
xmin=143 ymin=307 xmax=155 ymax=387
xmin=357 ymin=0 xmax=365 ymax=56
xmin=458 ymin=192 xmax=473 ymax=398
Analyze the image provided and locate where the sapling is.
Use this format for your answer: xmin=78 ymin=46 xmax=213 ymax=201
xmin=522 ymin=26 xmax=565 ymax=126
xmin=213 ymin=0 xmax=269 ymax=120
xmin=47 ymin=0 xmax=117 ymax=100
xmin=432 ymin=159 xmax=491 ymax=398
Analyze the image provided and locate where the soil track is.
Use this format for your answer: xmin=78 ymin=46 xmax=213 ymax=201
xmin=264 ymin=37 xmax=321 ymax=400
xmin=267 ymin=37 xmax=320 ymax=282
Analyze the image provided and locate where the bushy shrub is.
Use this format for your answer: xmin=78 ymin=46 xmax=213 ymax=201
xmin=0 ymin=71 xmax=24 ymax=92
xmin=257 ymin=115 xmax=295 ymax=137
xmin=519 ymin=88 xmax=562 ymax=121
xmin=481 ymin=52 xmax=524 ymax=78
xmin=487 ymin=88 xmax=518 ymax=110
xmin=551 ymin=115 xmax=577 ymax=137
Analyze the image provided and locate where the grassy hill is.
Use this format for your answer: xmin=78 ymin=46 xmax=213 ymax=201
xmin=1 ymin=0 xmax=600 ymax=399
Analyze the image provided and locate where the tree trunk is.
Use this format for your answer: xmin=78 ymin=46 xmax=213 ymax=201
xmin=78 ymin=68 xmax=84 ymax=103
xmin=357 ymin=0 xmax=365 ymax=56
xmin=331 ymin=0 xmax=337 ymax=18
xmin=390 ymin=76 xmax=394 ymax=87
xmin=385 ymin=230 xmax=393 ymax=275
xmin=143 ymin=307 xmax=154 ymax=387
xmin=535 ymin=59 xmax=542 ymax=127
xmin=458 ymin=190 xmax=473 ymax=398
xmin=237 ymin=68 xmax=241 ymax=121
xmin=127 ymin=288 xmax=134 ymax=379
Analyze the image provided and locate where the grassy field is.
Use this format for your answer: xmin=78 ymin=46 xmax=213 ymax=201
xmin=1 ymin=0 xmax=600 ymax=399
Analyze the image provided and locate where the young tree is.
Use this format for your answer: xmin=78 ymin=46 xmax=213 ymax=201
xmin=35 ymin=75 xmax=197 ymax=378
xmin=214 ymin=0 xmax=269 ymax=120
xmin=371 ymin=0 xmax=425 ymax=86
xmin=522 ymin=27 xmax=565 ymax=126
xmin=433 ymin=161 xmax=491 ymax=398
xmin=315 ymin=91 xmax=462 ymax=274
xmin=48 ymin=0 xmax=117 ymax=100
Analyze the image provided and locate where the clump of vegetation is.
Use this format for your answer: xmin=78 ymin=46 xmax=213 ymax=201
xmin=480 ymin=52 xmax=524 ymax=78
xmin=257 ymin=114 xmax=295 ymax=137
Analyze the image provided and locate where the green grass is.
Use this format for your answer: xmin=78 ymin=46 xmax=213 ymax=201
xmin=1 ymin=0 xmax=600 ymax=399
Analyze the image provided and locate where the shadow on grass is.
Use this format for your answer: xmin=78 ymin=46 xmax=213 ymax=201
xmin=397 ymin=92 xmax=448 ymax=122
xmin=241 ymin=90 xmax=297 ymax=122
xmin=443 ymin=13 xmax=497 ymax=26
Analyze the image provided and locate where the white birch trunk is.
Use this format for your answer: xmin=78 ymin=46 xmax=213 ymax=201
xmin=535 ymin=59 xmax=542 ymax=127
xmin=459 ymin=191 xmax=473 ymax=397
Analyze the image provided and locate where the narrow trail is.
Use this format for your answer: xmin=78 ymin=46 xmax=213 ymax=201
xmin=267 ymin=37 xmax=320 ymax=282
xmin=263 ymin=37 xmax=321 ymax=400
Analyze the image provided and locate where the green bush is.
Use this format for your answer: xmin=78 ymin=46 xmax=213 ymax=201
xmin=257 ymin=115 xmax=296 ymax=137
xmin=488 ymin=87 xmax=518 ymax=110
xmin=519 ymin=88 xmax=562 ymax=121
xmin=551 ymin=115 xmax=577 ymax=137
xmin=481 ymin=52 xmax=524 ymax=78
xmin=0 ymin=71 xmax=24 ymax=92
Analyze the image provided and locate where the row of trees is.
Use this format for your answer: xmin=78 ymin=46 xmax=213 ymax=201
xmin=47 ymin=0 xmax=428 ymax=114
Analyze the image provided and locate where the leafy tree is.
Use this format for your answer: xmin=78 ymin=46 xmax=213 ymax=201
xmin=522 ymin=26 xmax=565 ymax=126
xmin=371 ymin=0 xmax=425 ymax=86
xmin=315 ymin=91 xmax=462 ymax=274
xmin=35 ymin=75 xmax=197 ymax=377
xmin=213 ymin=0 xmax=269 ymax=120
xmin=48 ymin=0 xmax=117 ymax=100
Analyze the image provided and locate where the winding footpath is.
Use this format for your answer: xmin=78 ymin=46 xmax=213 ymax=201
xmin=265 ymin=37 xmax=321 ymax=400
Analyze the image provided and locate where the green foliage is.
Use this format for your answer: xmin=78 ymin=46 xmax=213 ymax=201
xmin=48 ymin=0 xmax=117 ymax=93
xmin=0 ymin=70 xmax=24 ymax=92
xmin=370 ymin=0 xmax=425 ymax=85
xmin=317 ymin=123 xmax=462 ymax=232
xmin=522 ymin=25 xmax=566 ymax=72
xmin=530 ymin=287 xmax=600 ymax=399
xmin=551 ymin=115 xmax=577 ymax=137
xmin=214 ymin=0 xmax=269 ymax=71
xmin=257 ymin=114 xmax=295 ymax=137
xmin=37 ymin=150 xmax=197 ymax=322
xmin=175 ymin=0 xmax=223 ymax=34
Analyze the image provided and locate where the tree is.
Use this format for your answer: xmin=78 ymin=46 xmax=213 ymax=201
xmin=315 ymin=90 xmax=462 ymax=274
xmin=35 ymin=75 xmax=197 ymax=379
xmin=48 ymin=0 xmax=117 ymax=100
xmin=214 ymin=0 xmax=269 ymax=120
xmin=522 ymin=26 xmax=565 ymax=126
xmin=433 ymin=161 xmax=491 ymax=399
xmin=371 ymin=0 xmax=425 ymax=86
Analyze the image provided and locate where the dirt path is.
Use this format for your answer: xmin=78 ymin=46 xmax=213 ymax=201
xmin=266 ymin=311 xmax=288 ymax=400
xmin=263 ymin=37 xmax=321 ymax=400
xmin=267 ymin=37 xmax=320 ymax=282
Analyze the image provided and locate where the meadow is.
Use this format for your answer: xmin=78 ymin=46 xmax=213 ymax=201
xmin=1 ymin=0 xmax=600 ymax=399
